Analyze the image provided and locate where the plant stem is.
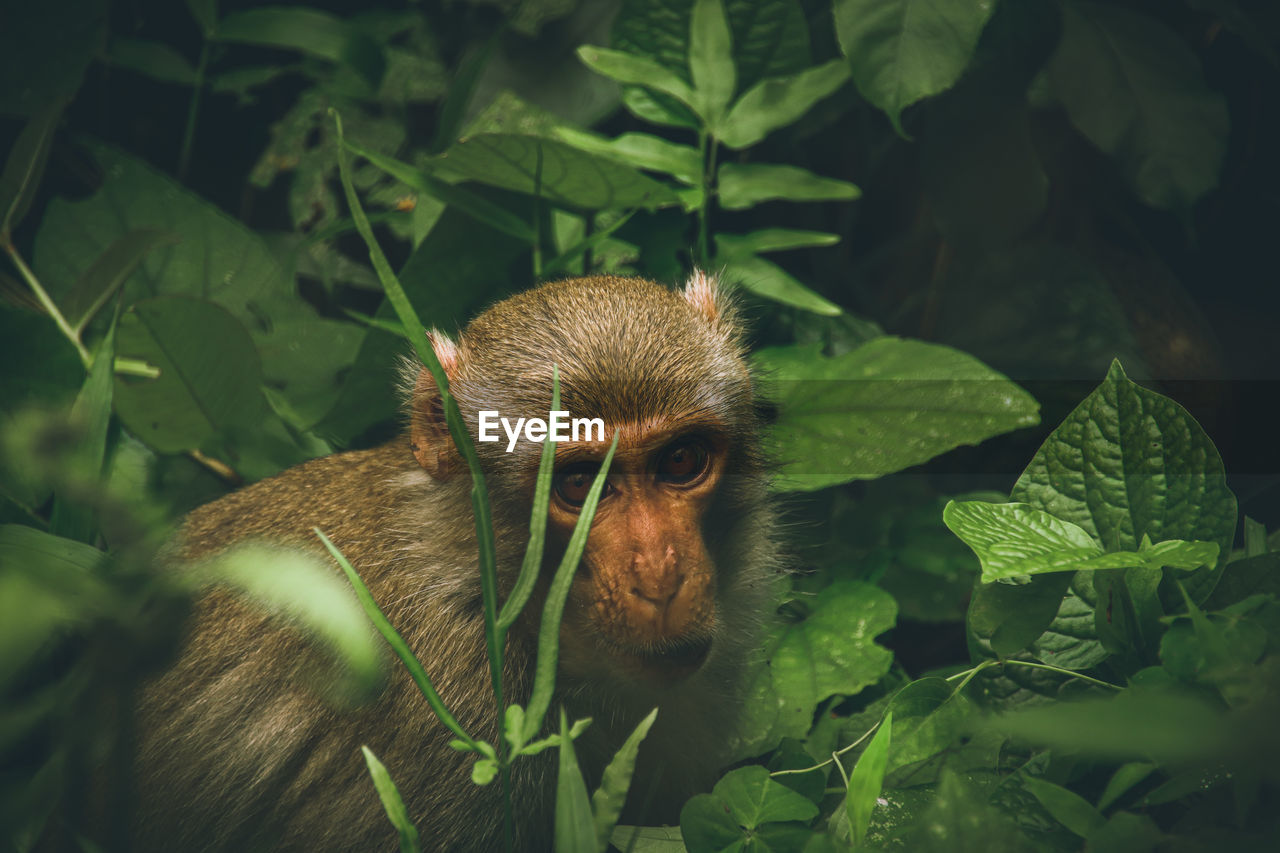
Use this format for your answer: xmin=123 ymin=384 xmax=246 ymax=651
xmin=3 ymin=242 xmax=91 ymax=365
xmin=532 ymin=142 xmax=543 ymax=279
xmin=696 ymin=129 xmax=710 ymax=265
xmin=178 ymin=40 xmax=211 ymax=182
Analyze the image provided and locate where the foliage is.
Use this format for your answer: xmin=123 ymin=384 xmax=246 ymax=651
xmin=2 ymin=0 xmax=1276 ymax=850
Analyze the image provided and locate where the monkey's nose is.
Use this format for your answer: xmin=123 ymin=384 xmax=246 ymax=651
xmin=631 ymin=572 xmax=683 ymax=609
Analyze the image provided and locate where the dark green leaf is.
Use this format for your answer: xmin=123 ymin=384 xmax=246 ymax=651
xmin=217 ymin=7 xmax=385 ymax=90
xmin=554 ymin=128 xmax=701 ymax=186
xmin=64 ymin=229 xmax=180 ymax=334
xmin=846 ymin=711 xmax=892 ymax=846
xmin=833 ymin=0 xmax=996 ymax=136
xmin=729 ymin=581 xmax=895 ymax=759
xmin=718 ymin=60 xmax=849 ymax=149
xmin=576 ymin=46 xmax=697 ymax=111
xmin=113 ymin=297 xmax=264 ymax=454
xmin=680 ymin=765 xmax=818 ymax=851
xmin=717 ymin=162 xmax=859 ymax=209
xmin=107 ymin=38 xmax=198 ymax=85
xmin=885 ymin=678 xmax=974 ymax=773
xmin=435 ymin=134 xmax=680 ymax=211
xmin=718 ymin=253 xmax=842 ymax=316
xmin=756 ymin=339 xmax=1039 ymax=492
xmin=49 ymin=324 xmax=115 ymax=544
xmin=1022 ymin=777 xmax=1106 ymax=840
xmin=0 ymin=98 xmax=65 ymax=238
xmin=1048 ymin=2 xmax=1229 ymax=212
xmin=0 ymin=0 xmax=103 ymax=116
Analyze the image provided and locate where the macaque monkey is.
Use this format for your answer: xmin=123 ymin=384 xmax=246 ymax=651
xmin=132 ymin=273 xmax=781 ymax=851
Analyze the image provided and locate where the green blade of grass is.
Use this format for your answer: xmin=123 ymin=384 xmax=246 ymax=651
xmin=317 ymin=528 xmax=478 ymax=751
xmin=498 ymin=365 xmax=560 ymax=633
xmin=361 ymin=745 xmax=423 ymax=853
xmin=331 ymin=107 xmax=506 ymax=725
xmin=523 ymin=432 xmax=619 ymax=743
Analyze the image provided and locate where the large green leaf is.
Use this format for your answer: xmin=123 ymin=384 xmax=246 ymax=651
xmin=433 ymin=134 xmax=680 ymax=211
xmin=716 ymin=251 xmax=842 ymax=317
xmin=728 ymin=581 xmax=896 ymax=760
xmin=943 ymin=501 xmax=1218 ymax=583
xmin=718 ymin=60 xmax=850 ymax=149
xmin=1011 ymin=360 xmax=1237 ymax=600
xmin=756 ymin=339 xmax=1039 ymax=493
xmin=113 ymin=297 xmax=264 ymax=454
xmin=1048 ymin=1 xmax=1229 ymax=212
xmin=833 ymin=0 xmax=996 ymax=136
xmin=32 ymin=144 xmax=361 ymax=427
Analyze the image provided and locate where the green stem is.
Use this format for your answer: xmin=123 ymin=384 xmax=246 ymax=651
xmin=696 ymin=129 xmax=711 ymax=265
xmin=4 ymin=242 xmax=90 ymax=366
xmin=532 ymin=142 xmax=544 ymax=279
xmin=178 ymin=41 xmax=211 ymax=182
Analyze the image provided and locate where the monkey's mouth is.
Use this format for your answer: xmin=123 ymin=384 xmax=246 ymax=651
xmin=630 ymin=636 xmax=712 ymax=678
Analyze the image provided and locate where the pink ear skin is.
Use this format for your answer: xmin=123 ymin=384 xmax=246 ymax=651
xmin=409 ymin=331 xmax=461 ymax=480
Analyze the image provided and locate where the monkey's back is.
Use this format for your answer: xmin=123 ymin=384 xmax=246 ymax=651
xmin=132 ymin=441 xmax=544 ymax=852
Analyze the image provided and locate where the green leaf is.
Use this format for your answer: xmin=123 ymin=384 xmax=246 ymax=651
xmin=553 ymin=128 xmax=701 ymax=185
xmin=360 ymin=746 xmax=421 ymax=853
xmin=107 ymin=38 xmax=198 ymax=85
xmin=967 ymin=572 xmax=1074 ymax=658
xmin=680 ymin=765 xmax=818 ymax=851
xmin=344 ymin=138 xmax=535 ymax=241
xmin=472 ymin=758 xmax=499 ymax=785
xmin=198 ymin=544 xmax=382 ymax=699
xmin=434 ymin=134 xmax=680 ymax=211
xmin=184 ymin=0 xmax=218 ymax=37
xmin=728 ymin=581 xmax=896 ymax=759
xmin=718 ymin=229 xmax=839 ymax=253
xmin=1048 ymin=2 xmax=1228 ymax=213
xmin=1011 ymin=360 xmax=1237 ymax=603
xmin=591 ymin=708 xmax=658 ymax=852
xmin=718 ymin=60 xmax=849 ymax=149
xmin=943 ymin=501 xmax=1209 ymax=583
xmin=0 ymin=0 xmax=103 ymax=116
xmin=717 ymin=162 xmax=859 ymax=209
xmin=0 ymin=98 xmax=65 ymax=238
xmin=33 ymin=144 xmax=361 ymax=427
xmin=755 ymin=339 xmax=1039 ymax=492
xmin=718 ymin=253 xmax=842 ymax=316
xmin=576 ymin=46 xmax=697 ymax=111
xmin=689 ymin=0 xmax=736 ymax=125
xmin=555 ymin=709 xmax=597 ymax=853
xmin=217 ymin=7 xmax=385 ymax=90
xmin=884 ymin=679 xmax=974 ymax=774
xmin=845 ymin=712 xmax=892 ymax=846
xmin=113 ymin=297 xmax=263 ymax=454
xmin=63 ymin=229 xmax=181 ymax=334
xmin=1022 ymin=777 xmax=1106 ymax=840
xmin=1096 ymin=762 xmax=1157 ymax=812
xmin=833 ymin=0 xmax=996 ymax=136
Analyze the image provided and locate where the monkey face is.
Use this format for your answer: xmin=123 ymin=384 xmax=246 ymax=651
xmin=548 ymin=420 xmax=729 ymax=686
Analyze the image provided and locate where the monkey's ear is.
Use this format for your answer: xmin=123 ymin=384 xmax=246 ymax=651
xmin=409 ymin=331 xmax=462 ymax=480
xmin=682 ymin=269 xmax=742 ymax=343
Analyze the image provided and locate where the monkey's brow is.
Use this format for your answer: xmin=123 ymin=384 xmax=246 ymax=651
xmin=551 ymin=415 xmax=728 ymax=463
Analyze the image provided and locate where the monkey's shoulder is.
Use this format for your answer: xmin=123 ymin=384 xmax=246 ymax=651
xmin=172 ymin=440 xmax=417 ymax=562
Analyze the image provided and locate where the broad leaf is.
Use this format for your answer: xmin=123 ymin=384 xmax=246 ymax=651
xmin=680 ymin=765 xmax=818 ymax=852
xmin=1048 ymin=2 xmax=1228 ymax=213
xmin=833 ymin=0 xmax=996 ymax=136
xmin=217 ymin=7 xmax=385 ymax=89
xmin=756 ymin=339 xmax=1039 ymax=492
xmin=113 ymin=297 xmax=263 ymax=454
xmin=728 ymin=581 xmax=895 ymax=759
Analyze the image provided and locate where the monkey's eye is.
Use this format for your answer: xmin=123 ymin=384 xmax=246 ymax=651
xmin=554 ymin=464 xmax=604 ymax=507
xmin=657 ymin=440 xmax=709 ymax=484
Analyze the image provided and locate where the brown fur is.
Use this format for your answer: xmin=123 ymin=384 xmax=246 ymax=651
xmin=132 ymin=275 xmax=781 ymax=851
